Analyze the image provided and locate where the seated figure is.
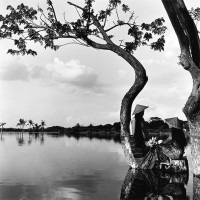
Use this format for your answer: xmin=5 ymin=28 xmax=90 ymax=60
xmin=158 ymin=117 xmax=188 ymax=171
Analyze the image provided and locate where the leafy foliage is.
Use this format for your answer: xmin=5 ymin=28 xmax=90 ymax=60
xmin=190 ymin=7 xmax=200 ymax=21
xmin=0 ymin=0 xmax=167 ymax=55
xmin=122 ymin=4 xmax=130 ymax=13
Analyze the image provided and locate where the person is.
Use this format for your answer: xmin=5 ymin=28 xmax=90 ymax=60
xmin=130 ymin=105 xmax=188 ymax=171
xmin=158 ymin=117 xmax=188 ymax=167
xmin=130 ymin=104 xmax=158 ymax=169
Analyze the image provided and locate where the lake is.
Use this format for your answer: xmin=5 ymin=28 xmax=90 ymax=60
xmin=0 ymin=133 xmax=195 ymax=199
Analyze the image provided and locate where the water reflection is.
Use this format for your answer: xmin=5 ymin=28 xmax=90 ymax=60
xmin=14 ymin=132 xmax=47 ymax=146
xmin=0 ymin=133 xmax=4 ymax=142
xmin=0 ymin=133 xmax=196 ymax=199
xmin=120 ymin=168 xmax=190 ymax=200
xmin=0 ymin=133 xmax=127 ymax=200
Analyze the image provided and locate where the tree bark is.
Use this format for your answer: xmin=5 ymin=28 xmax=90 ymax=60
xmin=86 ymin=38 xmax=148 ymax=167
xmin=110 ymin=44 xmax=148 ymax=167
xmin=194 ymin=174 xmax=200 ymax=199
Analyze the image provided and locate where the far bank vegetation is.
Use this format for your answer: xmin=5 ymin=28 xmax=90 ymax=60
xmin=2 ymin=117 xmax=190 ymax=143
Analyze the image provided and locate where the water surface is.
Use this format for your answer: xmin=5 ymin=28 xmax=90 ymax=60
xmin=0 ymin=133 xmax=195 ymax=199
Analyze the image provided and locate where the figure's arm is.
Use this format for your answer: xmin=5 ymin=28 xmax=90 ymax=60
xmin=162 ymin=132 xmax=172 ymax=144
xmin=130 ymin=117 xmax=136 ymax=136
xmin=141 ymin=119 xmax=150 ymax=141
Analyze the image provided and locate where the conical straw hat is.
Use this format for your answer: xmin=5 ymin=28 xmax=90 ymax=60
xmin=132 ymin=104 xmax=148 ymax=115
xmin=165 ymin=117 xmax=183 ymax=130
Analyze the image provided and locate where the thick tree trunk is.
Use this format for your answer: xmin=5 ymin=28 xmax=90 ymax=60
xmin=111 ymin=45 xmax=148 ymax=167
xmin=88 ymin=37 xmax=148 ymax=167
xmin=120 ymin=73 xmax=147 ymax=168
xmin=180 ymin=54 xmax=200 ymax=175
xmin=161 ymin=0 xmax=200 ymax=175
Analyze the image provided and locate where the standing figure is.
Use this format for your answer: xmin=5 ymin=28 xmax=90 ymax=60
xmin=130 ymin=104 xmax=158 ymax=169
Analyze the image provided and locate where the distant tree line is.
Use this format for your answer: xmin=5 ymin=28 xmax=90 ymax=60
xmin=1 ymin=117 xmax=189 ymax=143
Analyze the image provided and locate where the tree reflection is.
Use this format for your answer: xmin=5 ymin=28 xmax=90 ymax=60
xmin=28 ymin=132 xmax=32 ymax=145
xmin=16 ymin=132 xmax=25 ymax=146
xmin=40 ymin=133 xmax=44 ymax=145
xmin=120 ymin=167 xmax=190 ymax=200
xmin=0 ymin=134 xmax=4 ymax=142
xmin=14 ymin=132 xmax=46 ymax=146
xmin=0 ymin=122 xmax=6 ymax=142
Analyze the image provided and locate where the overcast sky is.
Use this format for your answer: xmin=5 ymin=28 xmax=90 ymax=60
xmin=0 ymin=0 xmax=199 ymax=128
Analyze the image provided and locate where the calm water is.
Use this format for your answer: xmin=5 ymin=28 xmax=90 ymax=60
xmin=0 ymin=133 xmax=195 ymax=199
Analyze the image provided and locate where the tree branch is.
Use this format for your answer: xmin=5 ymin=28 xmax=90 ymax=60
xmin=105 ymin=23 xmax=132 ymax=32
xmin=68 ymin=1 xmax=113 ymax=44
xmin=171 ymin=0 xmax=200 ymax=68
xmin=81 ymin=37 xmax=111 ymax=50
xmin=161 ymin=0 xmax=190 ymax=56
xmin=48 ymin=1 xmax=58 ymax=23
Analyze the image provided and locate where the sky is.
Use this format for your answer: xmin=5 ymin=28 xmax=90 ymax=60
xmin=0 ymin=0 xmax=199 ymax=128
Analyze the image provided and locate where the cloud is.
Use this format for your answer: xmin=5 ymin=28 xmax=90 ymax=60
xmin=164 ymin=31 xmax=179 ymax=58
xmin=0 ymin=57 xmax=30 ymax=81
xmin=43 ymin=58 xmax=105 ymax=93
xmin=118 ymin=69 xmax=127 ymax=78
xmin=136 ymin=84 xmax=191 ymax=121
xmin=0 ymin=57 xmax=105 ymax=93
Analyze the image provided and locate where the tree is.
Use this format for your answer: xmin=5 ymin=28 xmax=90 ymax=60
xmin=161 ymin=0 xmax=200 ymax=175
xmin=33 ymin=123 xmax=41 ymax=132
xmin=0 ymin=122 xmax=6 ymax=141
xmin=148 ymin=117 xmax=168 ymax=130
xmin=16 ymin=118 xmax=27 ymax=133
xmin=0 ymin=0 xmax=166 ymax=167
xmin=41 ymin=120 xmax=46 ymax=132
xmin=0 ymin=122 xmax=6 ymax=133
xmin=27 ymin=119 xmax=34 ymax=131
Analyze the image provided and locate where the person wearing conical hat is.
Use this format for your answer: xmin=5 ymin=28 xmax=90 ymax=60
xmin=131 ymin=104 xmax=149 ymax=137
xmin=129 ymin=105 xmax=188 ymax=171
xmin=132 ymin=104 xmax=149 ymax=115
xmin=158 ymin=117 xmax=188 ymax=162
xmin=129 ymin=104 xmax=158 ymax=169
xmin=165 ymin=117 xmax=183 ymax=130
xmin=130 ymin=104 xmax=149 ymax=140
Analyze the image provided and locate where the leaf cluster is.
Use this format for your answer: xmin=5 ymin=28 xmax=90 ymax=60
xmin=0 ymin=3 xmax=39 ymax=55
xmin=125 ymin=18 xmax=166 ymax=53
xmin=0 ymin=0 xmax=167 ymax=56
xmin=190 ymin=7 xmax=200 ymax=21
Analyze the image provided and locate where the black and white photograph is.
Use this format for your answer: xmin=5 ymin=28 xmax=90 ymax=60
xmin=0 ymin=0 xmax=199 ymax=199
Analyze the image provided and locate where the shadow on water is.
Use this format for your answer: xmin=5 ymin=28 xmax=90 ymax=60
xmin=120 ymin=167 xmax=190 ymax=200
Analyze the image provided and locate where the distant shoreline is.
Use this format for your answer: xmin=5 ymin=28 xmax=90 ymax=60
xmin=1 ymin=119 xmax=190 ymax=143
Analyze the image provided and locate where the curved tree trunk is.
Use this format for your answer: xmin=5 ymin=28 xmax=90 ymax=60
xmin=161 ymin=0 xmax=200 ymax=175
xmin=181 ymin=54 xmax=200 ymax=175
xmin=111 ymin=44 xmax=148 ymax=167
xmin=91 ymin=42 xmax=148 ymax=167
